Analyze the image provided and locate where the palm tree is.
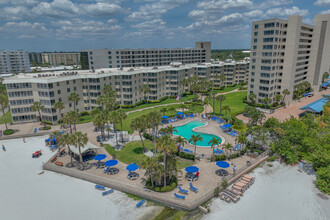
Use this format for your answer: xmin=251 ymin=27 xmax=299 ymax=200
xmin=208 ymin=137 xmax=221 ymax=158
xmin=164 ymin=125 xmax=177 ymax=136
xmin=50 ymin=131 xmax=62 ymax=154
xmin=189 ymin=134 xmax=203 ymax=162
xmin=174 ymin=136 xmax=187 ymax=152
xmin=71 ymin=132 xmax=88 ymax=163
xmin=131 ymin=116 xmax=147 ymax=150
xmin=273 ymin=94 xmax=282 ymax=106
xmin=54 ymin=101 xmax=65 ymax=123
xmin=147 ymin=111 xmax=162 ymax=156
xmin=282 ymin=89 xmax=290 ymax=103
xmin=216 ymin=95 xmax=226 ymax=116
xmin=62 ymin=112 xmax=74 ymax=133
xmin=140 ymin=84 xmax=151 ymax=104
xmin=248 ymin=93 xmax=257 ymax=105
xmin=92 ymin=110 xmax=108 ymax=139
xmin=109 ymin=110 xmax=120 ymax=147
xmin=156 ymin=135 xmax=177 ymax=186
xmin=117 ymin=109 xmax=127 ymax=143
xmin=0 ymin=94 xmax=9 ymax=130
xmin=223 ymin=143 xmax=233 ymax=157
xmin=214 ymin=73 xmax=226 ymax=87
xmin=68 ymin=92 xmax=80 ymax=111
xmin=160 ymin=107 xmax=167 ymax=116
xmin=262 ymin=97 xmax=272 ymax=107
xmin=208 ymin=93 xmax=217 ymax=113
xmin=141 ymin=157 xmax=160 ymax=188
xmin=58 ymin=133 xmax=74 ymax=164
xmin=67 ymin=110 xmax=80 ymax=132
xmin=31 ymin=101 xmax=44 ymax=123
xmin=180 ymin=78 xmax=190 ymax=95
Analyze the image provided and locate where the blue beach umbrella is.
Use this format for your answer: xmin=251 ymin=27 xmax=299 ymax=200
xmin=94 ymin=154 xmax=107 ymax=161
xmin=216 ymin=161 xmax=230 ymax=168
xmin=105 ymin=160 xmax=118 ymax=167
xmin=126 ymin=163 xmax=139 ymax=172
xmin=185 ymin=166 xmax=199 ymax=173
xmin=162 ymin=116 xmax=169 ymax=119
xmin=52 ymin=138 xmax=56 ymax=142
xmin=45 ymin=138 xmax=51 ymax=142
xmin=177 ymin=112 xmax=184 ymax=115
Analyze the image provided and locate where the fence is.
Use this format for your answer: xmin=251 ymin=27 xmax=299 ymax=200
xmin=43 ymin=150 xmax=269 ymax=211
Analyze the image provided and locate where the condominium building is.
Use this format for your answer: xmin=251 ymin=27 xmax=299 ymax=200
xmin=80 ymin=42 xmax=211 ymax=70
xmin=3 ymin=60 xmax=248 ymax=124
xmin=41 ymin=52 xmax=80 ymax=66
xmin=0 ymin=50 xmax=31 ymax=74
xmin=29 ymin=52 xmax=42 ymax=64
xmin=248 ymin=14 xmax=330 ymax=104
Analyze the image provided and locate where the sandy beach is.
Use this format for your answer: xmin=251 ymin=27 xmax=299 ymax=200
xmin=0 ymin=136 xmax=156 ymax=220
xmin=204 ymin=162 xmax=330 ymax=220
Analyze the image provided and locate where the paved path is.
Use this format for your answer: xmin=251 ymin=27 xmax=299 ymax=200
xmin=125 ymin=102 xmax=184 ymax=115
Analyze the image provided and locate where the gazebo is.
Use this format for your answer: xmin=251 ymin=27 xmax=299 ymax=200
xmin=69 ymin=142 xmax=99 ymax=162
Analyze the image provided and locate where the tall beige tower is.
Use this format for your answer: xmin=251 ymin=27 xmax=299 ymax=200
xmin=196 ymin=41 xmax=211 ymax=62
xmin=308 ymin=14 xmax=330 ymax=91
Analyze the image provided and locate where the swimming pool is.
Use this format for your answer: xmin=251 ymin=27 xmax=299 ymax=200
xmin=174 ymin=121 xmax=222 ymax=147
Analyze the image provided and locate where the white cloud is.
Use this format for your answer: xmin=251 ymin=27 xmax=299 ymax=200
xmin=314 ymin=0 xmax=330 ymax=6
xmin=265 ymin=6 xmax=308 ymax=17
xmin=257 ymin=0 xmax=293 ymax=9
xmin=196 ymin=0 xmax=252 ymax=14
xmin=320 ymin=9 xmax=330 ymax=14
xmin=244 ymin=10 xmax=263 ymax=18
xmin=81 ymin=2 xmax=125 ymax=16
xmin=126 ymin=0 xmax=188 ymax=21
xmin=31 ymin=0 xmax=79 ymax=18
xmin=0 ymin=21 xmax=48 ymax=39
xmin=188 ymin=10 xmax=207 ymax=19
xmin=302 ymin=18 xmax=313 ymax=25
xmin=0 ymin=6 xmax=30 ymax=20
xmin=132 ymin=19 xmax=166 ymax=30
xmin=0 ymin=0 xmax=38 ymax=5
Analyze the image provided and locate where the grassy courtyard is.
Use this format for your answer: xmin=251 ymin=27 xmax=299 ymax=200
xmin=210 ymin=91 xmax=247 ymax=116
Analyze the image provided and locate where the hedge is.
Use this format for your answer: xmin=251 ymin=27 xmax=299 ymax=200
xmin=42 ymin=121 xmax=53 ymax=125
xmin=146 ymin=177 xmax=177 ymax=192
xmin=143 ymin=132 xmax=153 ymax=141
xmin=211 ymin=154 xmax=226 ymax=161
xmin=80 ymin=111 xmax=89 ymax=116
xmin=177 ymin=151 xmax=195 ymax=160
xmin=3 ymin=129 xmax=14 ymax=135
xmin=40 ymin=126 xmax=51 ymax=130
xmin=182 ymin=92 xmax=192 ymax=96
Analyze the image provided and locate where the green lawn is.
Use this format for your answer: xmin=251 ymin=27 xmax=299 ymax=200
xmin=0 ymin=111 xmax=12 ymax=124
xmin=118 ymin=104 xmax=204 ymax=134
xmin=176 ymin=157 xmax=195 ymax=170
xmin=210 ymin=85 xmax=240 ymax=94
xmin=104 ymin=140 xmax=153 ymax=166
xmin=210 ymin=91 xmax=247 ymax=116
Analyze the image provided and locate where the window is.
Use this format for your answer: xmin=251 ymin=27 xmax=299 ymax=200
xmin=260 ymin=73 xmax=270 ymax=77
xmin=108 ymin=56 xmax=111 ymax=59
xmin=254 ymin=24 xmax=259 ymax=29
xmin=252 ymin=52 xmax=256 ymax=56
xmin=264 ymin=30 xmax=274 ymax=35
xmin=58 ymin=90 xmax=61 ymax=94
xmin=73 ymin=80 xmax=76 ymax=84
xmin=57 ymin=82 xmax=60 ymax=86
xmin=263 ymin=37 xmax=273 ymax=43
xmin=66 ymin=81 xmax=69 ymax=85
xmin=251 ymin=72 xmax=255 ymax=76
xmin=264 ymin=22 xmax=275 ymax=28
xmin=254 ymin=32 xmax=258 ymax=36
xmin=253 ymin=45 xmax=257 ymax=49
xmin=108 ymin=51 xmax=111 ymax=54
xmin=263 ymin=45 xmax=273 ymax=50
xmin=67 ymin=88 xmax=70 ymax=93
xmin=261 ymin=66 xmax=271 ymax=71
xmin=252 ymin=65 xmax=255 ymax=69
xmin=254 ymin=39 xmax=258 ymax=43
xmin=89 ymin=51 xmax=93 ymax=55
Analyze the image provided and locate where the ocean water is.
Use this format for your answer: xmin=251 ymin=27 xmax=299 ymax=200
xmin=174 ymin=121 xmax=222 ymax=147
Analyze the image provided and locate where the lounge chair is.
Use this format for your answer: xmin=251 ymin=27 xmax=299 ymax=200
xmin=174 ymin=193 xmax=185 ymax=199
xmin=102 ymin=189 xmax=114 ymax=196
xmin=95 ymin=185 xmax=105 ymax=191
xmin=178 ymin=186 xmax=188 ymax=194
xmin=190 ymin=114 xmax=194 ymax=117
xmin=189 ymin=183 xmax=198 ymax=192
xmin=33 ymin=128 xmax=37 ymax=133
xmin=136 ymin=199 xmax=145 ymax=208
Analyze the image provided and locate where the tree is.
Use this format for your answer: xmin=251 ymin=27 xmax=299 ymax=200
xmin=174 ymin=136 xmax=187 ymax=152
xmin=160 ymin=107 xmax=167 ymax=116
xmin=282 ymin=89 xmax=290 ymax=103
xmin=208 ymin=93 xmax=217 ymax=114
xmin=50 ymin=131 xmax=62 ymax=154
xmin=236 ymin=133 xmax=247 ymax=145
xmin=0 ymin=94 xmax=9 ymax=130
xmin=92 ymin=110 xmax=108 ymax=139
xmin=71 ymin=132 xmax=88 ymax=163
xmin=162 ymin=125 xmax=177 ymax=136
xmin=117 ymin=109 xmax=127 ymax=143
xmin=273 ymin=94 xmax=282 ymax=106
xmin=140 ymin=84 xmax=151 ymax=104
xmin=109 ymin=110 xmax=120 ymax=147
xmin=248 ymin=93 xmax=257 ymax=105
xmin=62 ymin=112 xmax=74 ymax=133
xmin=31 ymin=101 xmax=44 ymax=123
xmin=214 ymin=73 xmax=226 ymax=87
xmin=208 ymin=137 xmax=221 ymax=158
xmin=54 ymin=101 xmax=65 ymax=123
xmin=216 ymin=95 xmax=226 ymax=116
xmin=180 ymin=78 xmax=189 ymax=95
xmin=58 ymin=133 xmax=74 ymax=165
xmin=322 ymin=72 xmax=329 ymax=82
xmin=147 ymin=111 xmax=161 ymax=156
xmin=248 ymin=108 xmax=266 ymax=126
xmin=262 ymin=97 xmax=272 ymax=107
xmin=156 ymin=135 xmax=177 ymax=186
xmin=131 ymin=116 xmax=147 ymax=150
xmin=223 ymin=143 xmax=233 ymax=157
xmin=68 ymin=92 xmax=80 ymax=111
xmin=141 ymin=157 xmax=161 ymax=189
xmin=189 ymin=134 xmax=203 ymax=162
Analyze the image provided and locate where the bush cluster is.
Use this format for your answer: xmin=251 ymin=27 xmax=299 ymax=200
xmin=177 ymin=151 xmax=195 ymax=160
xmin=149 ymin=96 xmax=168 ymax=103
xmin=212 ymin=154 xmax=226 ymax=161
xmin=41 ymin=126 xmax=51 ymax=130
xmin=42 ymin=121 xmax=53 ymax=125
xmin=213 ymin=86 xmax=225 ymax=90
xmin=146 ymin=177 xmax=177 ymax=192
xmin=80 ymin=111 xmax=89 ymax=116
xmin=3 ymin=129 xmax=14 ymax=135
xmin=182 ymin=92 xmax=192 ymax=96
xmin=143 ymin=133 xmax=153 ymax=141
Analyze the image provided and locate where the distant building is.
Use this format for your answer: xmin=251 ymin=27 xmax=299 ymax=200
xmin=29 ymin=52 xmax=42 ymax=64
xmin=3 ymin=60 xmax=248 ymax=124
xmin=41 ymin=52 xmax=80 ymax=66
xmin=248 ymin=14 xmax=330 ymax=104
xmin=0 ymin=50 xmax=31 ymax=74
xmin=80 ymin=41 xmax=211 ymax=70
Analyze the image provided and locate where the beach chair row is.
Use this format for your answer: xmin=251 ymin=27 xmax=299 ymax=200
xmin=181 ymin=147 xmax=193 ymax=154
xmin=214 ymin=148 xmax=224 ymax=154
xmin=227 ymin=130 xmax=238 ymax=137
xmin=174 ymin=183 xmax=198 ymax=199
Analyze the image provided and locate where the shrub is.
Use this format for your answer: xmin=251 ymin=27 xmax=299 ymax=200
xmin=42 ymin=121 xmax=53 ymax=125
xmin=267 ymin=155 xmax=277 ymax=162
xmin=214 ymin=187 xmax=220 ymax=196
xmin=80 ymin=111 xmax=89 ymax=116
xmin=212 ymin=154 xmax=227 ymax=161
xmin=143 ymin=133 xmax=153 ymax=141
xmin=177 ymin=151 xmax=195 ymax=160
xmin=3 ymin=129 xmax=14 ymax=135
xmin=149 ymin=100 xmax=161 ymax=103
xmin=182 ymin=92 xmax=192 ymax=97
xmin=221 ymin=180 xmax=228 ymax=189
xmin=41 ymin=126 xmax=51 ymax=130
xmin=146 ymin=177 xmax=177 ymax=192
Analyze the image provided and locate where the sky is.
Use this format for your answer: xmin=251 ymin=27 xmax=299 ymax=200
xmin=0 ymin=0 xmax=329 ymax=52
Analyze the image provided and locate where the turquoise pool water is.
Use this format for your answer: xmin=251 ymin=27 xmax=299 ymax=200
xmin=174 ymin=121 xmax=222 ymax=147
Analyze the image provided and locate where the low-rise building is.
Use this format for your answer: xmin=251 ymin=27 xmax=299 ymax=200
xmin=3 ymin=60 xmax=248 ymax=124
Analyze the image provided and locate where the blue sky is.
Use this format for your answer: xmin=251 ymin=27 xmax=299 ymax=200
xmin=0 ymin=0 xmax=329 ymax=51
